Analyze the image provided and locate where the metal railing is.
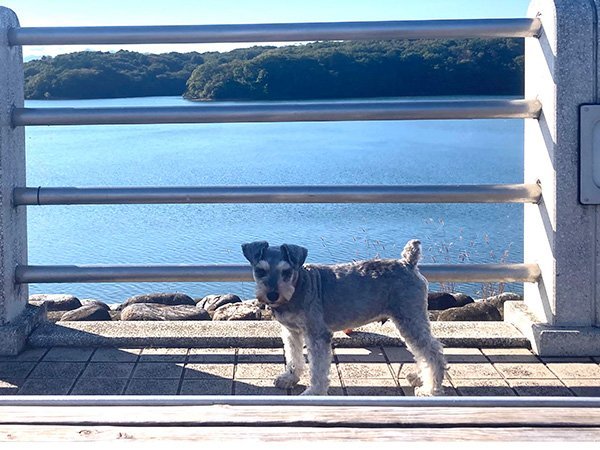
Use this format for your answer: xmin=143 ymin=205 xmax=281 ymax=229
xmin=8 ymin=18 xmax=542 ymax=45
xmin=14 ymin=184 xmax=541 ymax=206
xmin=6 ymin=17 xmax=543 ymax=286
xmin=15 ymin=263 xmax=541 ymax=284
xmin=13 ymin=99 xmax=541 ymax=126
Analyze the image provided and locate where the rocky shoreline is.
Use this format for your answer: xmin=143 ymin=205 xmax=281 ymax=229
xmin=29 ymin=291 xmax=522 ymax=323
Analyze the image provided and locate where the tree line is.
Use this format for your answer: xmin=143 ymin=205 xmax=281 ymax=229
xmin=24 ymin=38 xmax=524 ymax=101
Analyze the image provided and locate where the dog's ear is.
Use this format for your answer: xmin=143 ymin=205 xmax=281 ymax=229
xmin=242 ymin=241 xmax=269 ymax=265
xmin=280 ymin=244 xmax=308 ymax=269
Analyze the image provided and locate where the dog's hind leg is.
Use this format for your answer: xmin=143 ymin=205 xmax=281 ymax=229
xmin=275 ymin=326 xmax=306 ymax=390
xmin=301 ymin=329 xmax=333 ymax=395
xmin=390 ymin=314 xmax=446 ymax=396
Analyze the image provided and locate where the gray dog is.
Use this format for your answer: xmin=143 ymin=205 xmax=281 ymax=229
xmin=242 ymin=239 xmax=446 ymax=396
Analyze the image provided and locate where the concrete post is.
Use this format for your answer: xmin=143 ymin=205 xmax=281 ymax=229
xmin=506 ymin=0 xmax=600 ymax=355
xmin=0 ymin=7 xmax=42 ymax=356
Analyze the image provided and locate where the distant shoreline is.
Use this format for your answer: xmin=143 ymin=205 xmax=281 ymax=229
xmin=24 ymin=38 xmax=524 ymax=101
xmin=25 ymin=94 xmax=523 ymax=104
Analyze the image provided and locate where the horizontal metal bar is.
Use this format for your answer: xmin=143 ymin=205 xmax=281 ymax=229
xmin=8 ymin=19 xmax=542 ymax=46
xmin=424 ymin=264 xmax=540 ymax=283
xmin=15 ymin=263 xmax=541 ymax=284
xmin=16 ymin=265 xmax=251 ymax=284
xmin=12 ymin=99 xmax=542 ymax=127
xmin=13 ymin=184 xmax=542 ymax=206
xmin=2 ymin=395 xmax=599 ymax=408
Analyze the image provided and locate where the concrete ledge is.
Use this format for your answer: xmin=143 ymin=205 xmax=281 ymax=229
xmin=28 ymin=320 xmax=530 ymax=349
xmin=0 ymin=304 xmax=46 ymax=355
xmin=506 ymin=301 xmax=600 ymax=356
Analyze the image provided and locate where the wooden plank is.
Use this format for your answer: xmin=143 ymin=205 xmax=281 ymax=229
xmin=2 ymin=425 xmax=600 ymax=442
xmin=6 ymin=395 xmax=600 ymax=408
xmin=2 ymin=405 xmax=600 ymax=427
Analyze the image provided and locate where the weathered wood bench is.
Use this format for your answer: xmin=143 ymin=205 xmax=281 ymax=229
xmin=1 ymin=397 xmax=600 ymax=442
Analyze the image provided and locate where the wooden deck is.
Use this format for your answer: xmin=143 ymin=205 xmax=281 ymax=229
xmin=1 ymin=397 xmax=600 ymax=442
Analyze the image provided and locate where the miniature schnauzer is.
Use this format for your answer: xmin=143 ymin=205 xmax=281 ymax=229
xmin=242 ymin=239 xmax=446 ymax=396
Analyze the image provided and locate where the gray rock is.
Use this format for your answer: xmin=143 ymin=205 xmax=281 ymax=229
xmin=47 ymin=311 xmax=66 ymax=323
xmin=196 ymin=293 xmax=242 ymax=317
xmin=120 ymin=303 xmax=211 ymax=321
xmin=60 ymin=304 xmax=112 ymax=321
xmin=452 ymin=293 xmax=475 ymax=307
xmin=482 ymin=292 xmax=523 ymax=319
xmin=427 ymin=292 xmax=457 ymax=310
xmin=28 ymin=294 xmax=81 ymax=311
xmin=117 ymin=292 xmax=195 ymax=311
xmin=427 ymin=292 xmax=474 ymax=310
xmin=212 ymin=299 xmax=270 ymax=321
xmin=428 ymin=310 xmax=442 ymax=321
xmin=438 ymin=301 xmax=502 ymax=322
xmin=80 ymin=299 xmax=110 ymax=310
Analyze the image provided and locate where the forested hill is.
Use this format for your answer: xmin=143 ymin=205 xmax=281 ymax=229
xmin=24 ymin=39 xmax=524 ymax=101
xmin=24 ymin=51 xmax=199 ymax=99
xmin=23 ymin=47 xmax=272 ymax=99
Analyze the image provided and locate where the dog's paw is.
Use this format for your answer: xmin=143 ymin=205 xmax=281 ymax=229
xmin=406 ymin=371 xmax=423 ymax=388
xmin=274 ymin=372 xmax=300 ymax=389
xmin=299 ymin=387 xmax=328 ymax=396
xmin=414 ymin=385 xmax=444 ymax=397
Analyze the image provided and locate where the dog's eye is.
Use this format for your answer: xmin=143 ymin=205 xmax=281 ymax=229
xmin=254 ymin=268 xmax=267 ymax=278
xmin=281 ymin=269 xmax=292 ymax=279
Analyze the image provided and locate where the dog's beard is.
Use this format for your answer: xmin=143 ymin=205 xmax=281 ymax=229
xmin=277 ymin=281 xmax=295 ymax=303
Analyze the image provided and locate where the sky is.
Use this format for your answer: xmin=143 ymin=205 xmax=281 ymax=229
xmin=1 ymin=0 xmax=531 ymax=59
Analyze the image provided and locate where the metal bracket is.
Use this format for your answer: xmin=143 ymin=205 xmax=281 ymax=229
xmin=579 ymin=104 xmax=600 ymax=204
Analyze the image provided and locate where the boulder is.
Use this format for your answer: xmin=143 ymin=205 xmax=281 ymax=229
xmin=28 ymin=294 xmax=81 ymax=311
xmin=428 ymin=310 xmax=442 ymax=321
xmin=437 ymin=301 xmax=502 ymax=322
xmin=427 ymin=292 xmax=456 ymax=310
xmin=117 ymin=292 xmax=195 ymax=311
xmin=80 ymin=299 xmax=110 ymax=310
xmin=120 ymin=303 xmax=210 ymax=321
xmin=107 ymin=303 xmax=122 ymax=320
xmin=196 ymin=293 xmax=242 ymax=317
xmin=47 ymin=311 xmax=66 ymax=323
xmin=60 ymin=304 xmax=112 ymax=321
xmin=452 ymin=293 xmax=475 ymax=307
xmin=427 ymin=292 xmax=474 ymax=310
xmin=482 ymin=292 xmax=523 ymax=319
xmin=212 ymin=299 xmax=270 ymax=321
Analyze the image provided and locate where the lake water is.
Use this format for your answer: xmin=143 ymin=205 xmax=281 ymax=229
xmin=25 ymin=96 xmax=524 ymax=304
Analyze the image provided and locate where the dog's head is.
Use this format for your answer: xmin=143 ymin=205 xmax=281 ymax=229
xmin=242 ymin=241 xmax=308 ymax=308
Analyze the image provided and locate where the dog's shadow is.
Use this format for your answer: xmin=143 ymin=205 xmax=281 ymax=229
xmin=332 ymin=327 xmax=406 ymax=348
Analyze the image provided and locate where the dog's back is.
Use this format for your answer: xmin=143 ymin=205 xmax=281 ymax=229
xmin=298 ymin=239 xmax=427 ymax=331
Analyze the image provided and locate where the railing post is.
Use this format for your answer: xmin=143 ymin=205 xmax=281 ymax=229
xmin=506 ymin=0 xmax=600 ymax=355
xmin=0 ymin=7 xmax=42 ymax=356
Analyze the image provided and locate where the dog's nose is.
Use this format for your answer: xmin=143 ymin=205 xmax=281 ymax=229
xmin=266 ymin=292 xmax=279 ymax=302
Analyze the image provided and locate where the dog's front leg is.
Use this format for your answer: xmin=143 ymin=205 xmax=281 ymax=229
xmin=301 ymin=329 xmax=332 ymax=396
xmin=275 ymin=326 xmax=305 ymax=390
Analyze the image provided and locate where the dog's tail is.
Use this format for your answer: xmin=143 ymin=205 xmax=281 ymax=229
xmin=401 ymin=239 xmax=422 ymax=266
